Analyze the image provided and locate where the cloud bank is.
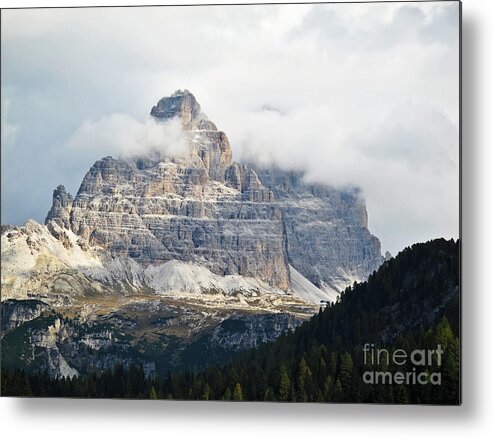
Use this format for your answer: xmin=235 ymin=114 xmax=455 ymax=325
xmin=1 ymin=2 xmax=459 ymax=254
xmin=66 ymin=115 xmax=188 ymax=159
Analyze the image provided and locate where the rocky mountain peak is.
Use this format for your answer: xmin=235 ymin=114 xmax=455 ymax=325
xmin=45 ymin=185 xmax=73 ymax=228
xmin=150 ymin=89 xmax=203 ymax=130
xmin=149 ymin=90 xmax=232 ymax=178
xmin=39 ymin=91 xmax=384 ymax=296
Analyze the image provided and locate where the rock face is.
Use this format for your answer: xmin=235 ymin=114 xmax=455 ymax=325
xmin=45 ymin=185 xmax=73 ymax=228
xmin=206 ymin=313 xmax=301 ymax=352
xmin=1 ymin=299 xmax=51 ymax=332
xmin=69 ymin=161 xmax=288 ymax=288
xmin=0 ymin=298 xmax=304 ymax=378
xmin=151 ymin=89 xmax=202 ymax=130
xmin=42 ymin=89 xmax=383 ymax=296
xmin=250 ymin=166 xmax=384 ymax=292
xmin=61 ymin=90 xmax=290 ymax=289
xmin=151 ymin=89 xmax=233 ymax=181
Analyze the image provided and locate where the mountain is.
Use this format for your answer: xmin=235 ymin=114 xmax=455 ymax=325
xmin=41 ymin=89 xmax=383 ymax=298
xmin=2 ymin=239 xmax=460 ymax=403
xmin=1 ymin=90 xmax=385 ymax=378
xmin=46 ymin=89 xmax=289 ymax=290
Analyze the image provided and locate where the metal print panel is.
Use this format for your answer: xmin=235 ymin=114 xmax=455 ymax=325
xmin=0 ymin=1 xmax=461 ymax=404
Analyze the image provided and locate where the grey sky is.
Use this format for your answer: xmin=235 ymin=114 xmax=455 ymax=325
xmin=1 ymin=2 xmax=460 ymax=255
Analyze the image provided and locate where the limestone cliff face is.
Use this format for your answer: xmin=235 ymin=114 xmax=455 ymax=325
xmin=68 ymin=157 xmax=288 ymax=289
xmin=53 ymin=90 xmax=289 ymax=290
xmin=45 ymin=185 xmax=73 ymax=229
xmin=1 ymin=299 xmax=51 ymax=332
xmin=44 ymin=90 xmax=383 ymax=294
xmin=250 ymin=166 xmax=384 ymax=291
xmin=151 ymin=89 xmax=202 ymax=130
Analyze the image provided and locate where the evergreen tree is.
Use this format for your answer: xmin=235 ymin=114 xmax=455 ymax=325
xmin=296 ymin=357 xmax=312 ymax=402
xmin=232 ymin=382 xmax=243 ymax=401
xmin=278 ymin=364 xmax=291 ymax=401
xmin=149 ymin=386 xmax=158 ymax=400
xmin=223 ymin=387 xmax=232 ymax=401
xmin=202 ymin=383 xmax=211 ymax=401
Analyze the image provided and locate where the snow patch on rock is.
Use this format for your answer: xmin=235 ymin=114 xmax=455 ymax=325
xmin=145 ymin=260 xmax=280 ymax=295
xmin=289 ymin=266 xmax=340 ymax=304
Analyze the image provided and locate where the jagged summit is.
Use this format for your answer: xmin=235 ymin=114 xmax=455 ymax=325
xmin=151 ymin=89 xmax=204 ymax=130
xmin=45 ymin=184 xmax=73 ymax=228
xmin=148 ymin=90 xmax=232 ymax=178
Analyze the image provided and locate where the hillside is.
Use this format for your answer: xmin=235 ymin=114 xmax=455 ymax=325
xmin=2 ymin=238 xmax=460 ymax=404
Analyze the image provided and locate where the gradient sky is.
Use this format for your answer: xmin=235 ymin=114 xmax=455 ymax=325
xmin=1 ymin=2 xmax=460 ymax=255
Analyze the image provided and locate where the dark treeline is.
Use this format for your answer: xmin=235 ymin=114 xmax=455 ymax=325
xmin=1 ymin=239 xmax=460 ymax=404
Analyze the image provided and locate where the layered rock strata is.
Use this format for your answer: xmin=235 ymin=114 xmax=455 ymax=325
xmin=250 ymin=166 xmax=384 ymax=292
xmin=43 ymin=89 xmax=383 ymax=296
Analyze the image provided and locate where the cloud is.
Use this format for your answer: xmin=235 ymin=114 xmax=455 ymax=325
xmin=296 ymin=2 xmax=459 ymax=52
xmin=0 ymin=95 xmax=18 ymax=145
xmin=223 ymin=99 xmax=458 ymax=255
xmin=65 ymin=114 xmax=188 ymax=160
xmin=351 ymin=101 xmax=458 ymax=172
xmin=0 ymin=2 xmax=460 ymax=255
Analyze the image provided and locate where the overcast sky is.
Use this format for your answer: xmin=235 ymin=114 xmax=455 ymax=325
xmin=1 ymin=1 xmax=459 ymax=255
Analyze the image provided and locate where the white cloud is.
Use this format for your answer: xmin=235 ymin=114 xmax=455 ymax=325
xmin=221 ymin=99 xmax=459 ymax=254
xmin=66 ymin=114 xmax=188 ymax=160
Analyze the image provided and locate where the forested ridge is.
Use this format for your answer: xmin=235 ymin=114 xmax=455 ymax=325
xmin=1 ymin=238 xmax=460 ymax=404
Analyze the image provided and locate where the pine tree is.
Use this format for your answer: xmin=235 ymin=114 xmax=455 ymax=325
xmin=278 ymin=364 xmax=291 ymax=401
xmin=202 ymin=383 xmax=210 ymax=400
xmin=333 ymin=379 xmax=343 ymax=401
xmin=149 ymin=386 xmax=158 ymax=400
xmin=338 ymin=352 xmax=353 ymax=387
xmin=232 ymin=382 xmax=243 ymax=401
xmin=223 ymin=386 xmax=232 ymax=401
xmin=296 ymin=357 xmax=312 ymax=402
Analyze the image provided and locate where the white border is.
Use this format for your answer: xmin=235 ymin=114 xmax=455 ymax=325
xmin=1 ymin=0 xmax=492 ymax=436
